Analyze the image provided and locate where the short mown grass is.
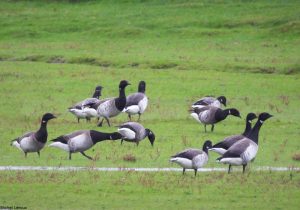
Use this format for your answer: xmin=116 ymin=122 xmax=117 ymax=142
xmin=0 ymin=171 xmax=299 ymax=210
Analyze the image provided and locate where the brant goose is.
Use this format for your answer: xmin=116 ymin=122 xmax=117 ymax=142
xmin=170 ymin=140 xmax=212 ymax=176
xmin=217 ymin=112 xmax=273 ymax=173
xmin=96 ymin=80 xmax=130 ymax=127
xmin=123 ymin=81 xmax=148 ymax=121
xmin=68 ymin=86 xmax=103 ymax=123
xmin=210 ymin=113 xmax=257 ymax=155
xmin=117 ymin=122 xmax=155 ymax=146
xmin=11 ymin=113 xmax=56 ymax=157
xmin=49 ymin=130 xmax=122 ymax=160
xmin=192 ymin=96 xmax=226 ymax=109
xmin=190 ymin=106 xmax=241 ymax=132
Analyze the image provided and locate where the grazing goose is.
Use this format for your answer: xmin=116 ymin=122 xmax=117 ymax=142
xmin=96 ymin=80 xmax=131 ymax=127
xmin=192 ymin=96 xmax=226 ymax=109
xmin=11 ymin=113 xmax=56 ymax=157
xmin=190 ymin=106 xmax=241 ymax=132
xmin=217 ymin=112 xmax=273 ymax=173
xmin=49 ymin=130 xmax=122 ymax=160
xmin=210 ymin=112 xmax=257 ymax=155
xmin=117 ymin=122 xmax=155 ymax=146
xmin=123 ymin=81 xmax=148 ymax=121
xmin=68 ymin=86 xmax=103 ymax=123
xmin=170 ymin=140 xmax=212 ymax=176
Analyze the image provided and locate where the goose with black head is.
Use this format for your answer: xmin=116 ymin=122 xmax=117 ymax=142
xmin=96 ymin=80 xmax=131 ymax=127
xmin=217 ymin=112 xmax=273 ymax=173
xmin=49 ymin=130 xmax=122 ymax=160
xmin=11 ymin=113 xmax=56 ymax=157
xmin=170 ymin=140 xmax=212 ymax=176
xmin=210 ymin=112 xmax=257 ymax=155
xmin=123 ymin=81 xmax=148 ymax=121
xmin=117 ymin=122 xmax=155 ymax=146
xmin=190 ymin=106 xmax=241 ymax=132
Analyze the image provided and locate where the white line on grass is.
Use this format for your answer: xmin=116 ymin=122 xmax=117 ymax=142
xmin=0 ymin=166 xmax=299 ymax=172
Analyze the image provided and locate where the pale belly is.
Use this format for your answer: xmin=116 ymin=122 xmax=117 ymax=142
xmin=20 ymin=137 xmax=44 ymax=152
xmin=98 ymin=101 xmax=120 ymax=118
xmin=170 ymin=157 xmax=194 ymax=169
xmin=68 ymin=134 xmax=93 ymax=153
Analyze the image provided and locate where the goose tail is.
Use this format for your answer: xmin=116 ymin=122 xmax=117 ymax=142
xmin=11 ymin=140 xmax=23 ymax=151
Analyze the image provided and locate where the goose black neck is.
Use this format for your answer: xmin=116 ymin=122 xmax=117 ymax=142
xmin=138 ymin=86 xmax=145 ymax=93
xmin=90 ymin=130 xmax=122 ymax=144
xmin=247 ymin=121 xmax=264 ymax=144
xmin=202 ymin=144 xmax=209 ymax=154
xmin=115 ymin=87 xmax=126 ymax=111
xmin=92 ymin=91 xmax=101 ymax=99
xmin=242 ymin=119 xmax=252 ymax=136
xmin=215 ymin=109 xmax=228 ymax=122
xmin=35 ymin=121 xmax=48 ymax=143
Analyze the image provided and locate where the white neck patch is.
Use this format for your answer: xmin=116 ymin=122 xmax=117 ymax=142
xmin=42 ymin=120 xmax=46 ymax=123
xmin=248 ymin=120 xmax=252 ymax=123
xmin=260 ymin=120 xmax=264 ymax=123
xmin=228 ymin=110 xmax=231 ymax=114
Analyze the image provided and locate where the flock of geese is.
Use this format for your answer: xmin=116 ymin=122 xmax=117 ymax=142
xmin=11 ymin=80 xmax=273 ymax=175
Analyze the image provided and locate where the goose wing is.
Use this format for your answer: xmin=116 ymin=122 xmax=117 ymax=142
xmin=221 ymin=139 xmax=250 ymax=158
xmin=51 ymin=130 xmax=88 ymax=144
xmin=126 ymin=93 xmax=145 ymax=107
xmin=193 ymin=97 xmax=215 ymax=106
xmin=213 ymin=134 xmax=244 ymax=150
xmin=12 ymin=131 xmax=35 ymax=143
xmin=171 ymin=149 xmax=203 ymax=160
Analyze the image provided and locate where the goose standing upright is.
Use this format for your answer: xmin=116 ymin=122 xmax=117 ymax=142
xmin=49 ymin=130 xmax=122 ymax=160
xmin=210 ymin=112 xmax=257 ymax=155
xmin=96 ymin=80 xmax=130 ymax=127
xmin=117 ymin=122 xmax=155 ymax=146
xmin=123 ymin=81 xmax=148 ymax=121
xmin=190 ymin=106 xmax=241 ymax=132
xmin=192 ymin=96 xmax=226 ymax=109
xmin=217 ymin=112 xmax=273 ymax=173
xmin=68 ymin=86 xmax=103 ymax=123
xmin=170 ymin=140 xmax=212 ymax=176
xmin=11 ymin=113 xmax=56 ymax=157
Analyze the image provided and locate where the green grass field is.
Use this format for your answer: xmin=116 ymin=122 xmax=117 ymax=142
xmin=0 ymin=0 xmax=299 ymax=209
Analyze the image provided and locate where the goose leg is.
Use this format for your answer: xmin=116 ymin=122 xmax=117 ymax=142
xmin=121 ymin=139 xmax=124 ymax=145
xmin=105 ymin=117 xmax=111 ymax=127
xmin=77 ymin=118 xmax=80 ymax=123
xmin=69 ymin=152 xmax=72 ymax=160
xmin=211 ymin=124 xmax=215 ymax=132
xmin=24 ymin=152 xmax=27 ymax=158
xmin=37 ymin=151 xmax=40 ymax=157
xmin=242 ymin=164 xmax=247 ymax=173
xmin=228 ymin=164 xmax=232 ymax=174
xmin=81 ymin=152 xmax=93 ymax=160
xmin=204 ymin=125 xmax=207 ymax=132
xmin=138 ymin=113 xmax=141 ymax=122
xmin=194 ymin=169 xmax=197 ymax=177
xmin=97 ymin=119 xmax=104 ymax=127
xmin=136 ymin=141 xmax=139 ymax=147
xmin=182 ymin=168 xmax=186 ymax=175
xmin=128 ymin=114 xmax=132 ymax=121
